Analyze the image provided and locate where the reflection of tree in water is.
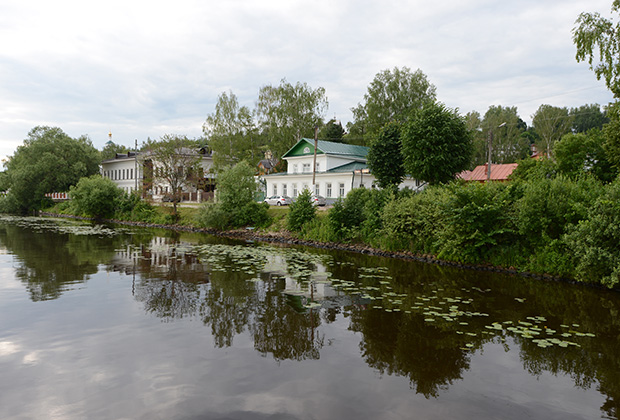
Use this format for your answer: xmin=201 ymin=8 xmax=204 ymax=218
xmin=130 ymin=241 xmax=324 ymax=360
xmin=350 ymin=307 xmax=469 ymax=397
xmin=0 ymin=219 xmax=120 ymax=301
xmin=251 ymin=278 xmax=324 ymax=361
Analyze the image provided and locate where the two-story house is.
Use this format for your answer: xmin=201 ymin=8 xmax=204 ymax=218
xmin=261 ymin=138 xmax=422 ymax=203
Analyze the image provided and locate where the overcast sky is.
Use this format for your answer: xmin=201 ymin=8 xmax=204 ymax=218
xmin=0 ymin=0 xmax=616 ymax=161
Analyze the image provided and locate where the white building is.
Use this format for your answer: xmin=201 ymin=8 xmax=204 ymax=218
xmin=262 ymin=138 xmax=423 ymax=203
xmin=101 ymin=148 xmax=215 ymax=202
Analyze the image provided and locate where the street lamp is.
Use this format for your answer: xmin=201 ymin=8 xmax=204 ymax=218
xmin=487 ymin=122 xmax=506 ymax=180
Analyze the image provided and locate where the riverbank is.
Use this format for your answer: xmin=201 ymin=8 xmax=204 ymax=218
xmin=40 ymin=210 xmax=578 ymax=286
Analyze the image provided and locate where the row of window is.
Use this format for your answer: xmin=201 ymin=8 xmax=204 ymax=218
xmin=272 ymin=182 xmax=345 ymax=198
xmin=291 ymin=162 xmax=320 ymax=174
xmin=103 ymin=168 xmax=135 ymax=181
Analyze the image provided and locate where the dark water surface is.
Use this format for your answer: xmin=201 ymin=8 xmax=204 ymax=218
xmin=0 ymin=216 xmax=618 ymax=419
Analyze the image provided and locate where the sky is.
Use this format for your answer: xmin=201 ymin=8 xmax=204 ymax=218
xmin=0 ymin=0 xmax=616 ymax=162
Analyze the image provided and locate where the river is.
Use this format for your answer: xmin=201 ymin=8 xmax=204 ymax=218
xmin=0 ymin=215 xmax=618 ymax=419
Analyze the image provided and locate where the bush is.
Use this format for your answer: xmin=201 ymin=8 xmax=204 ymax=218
xmin=69 ymin=175 xmax=123 ymax=219
xmin=565 ymin=177 xmax=620 ymax=287
xmin=287 ymin=189 xmax=316 ymax=231
xmin=196 ymin=162 xmax=270 ymax=229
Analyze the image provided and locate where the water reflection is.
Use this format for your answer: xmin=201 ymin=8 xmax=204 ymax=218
xmin=1 ymin=216 xmax=619 ymax=418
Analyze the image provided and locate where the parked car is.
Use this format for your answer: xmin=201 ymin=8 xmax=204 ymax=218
xmin=311 ymin=195 xmax=326 ymax=206
xmin=264 ymin=195 xmax=292 ymax=206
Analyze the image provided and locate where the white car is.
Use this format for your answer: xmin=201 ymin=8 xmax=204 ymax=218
xmin=311 ymin=195 xmax=326 ymax=206
xmin=264 ymin=195 xmax=292 ymax=206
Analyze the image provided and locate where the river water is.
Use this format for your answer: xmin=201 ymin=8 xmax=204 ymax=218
xmin=0 ymin=216 xmax=618 ymax=420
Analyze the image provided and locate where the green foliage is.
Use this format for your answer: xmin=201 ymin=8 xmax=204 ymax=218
xmin=480 ymin=106 xmax=530 ymax=164
xmin=603 ymin=102 xmax=620 ymax=173
xmin=532 ymin=104 xmax=573 ymax=158
xmin=570 ymin=103 xmax=609 ymax=133
xmin=554 ymin=130 xmax=617 ymax=182
xmin=509 ymin=158 xmax=558 ymax=182
xmin=204 ymin=90 xmax=263 ymax=169
xmin=287 ymin=189 xmax=316 ymax=231
xmin=3 ymin=126 xmax=100 ymax=214
xmin=69 ymin=175 xmax=123 ymax=219
xmin=256 ymin=79 xmax=328 ymax=158
xmin=435 ymin=182 xmax=517 ymax=263
xmin=573 ymin=1 xmax=620 ymax=97
xmin=565 ymin=177 xmax=620 ymax=287
xmin=348 ymin=67 xmax=437 ymax=144
xmin=367 ymin=122 xmax=405 ymax=189
xmin=101 ymin=142 xmax=129 ymax=161
xmin=318 ymin=119 xmax=345 ymax=143
xmin=401 ymin=103 xmax=473 ymax=185
xmin=328 ymin=188 xmax=372 ymax=240
xmin=197 ymin=161 xmax=270 ymax=229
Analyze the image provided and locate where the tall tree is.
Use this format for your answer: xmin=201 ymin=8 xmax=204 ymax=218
xmin=603 ymin=101 xmax=620 ymax=172
xmin=569 ymin=103 xmax=609 ymax=133
xmin=101 ymin=142 xmax=129 ymax=161
xmin=480 ymin=106 xmax=529 ymax=164
xmin=573 ymin=1 xmax=620 ymax=97
xmin=318 ymin=119 xmax=345 ymax=143
xmin=348 ymin=67 xmax=437 ymax=145
xmin=2 ymin=126 xmax=100 ymax=214
xmin=203 ymin=91 xmax=262 ymax=169
xmin=366 ymin=122 xmax=405 ymax=189
xmin=401 ymin=103 xmax=472 ymax=185
xmin=145 ymin=134 xmax=203 ymax=218
xmin=554 ymin=130 xmax=617 ymax=182
xmin=255 ymin=79 xmax=328 ymax=159
xmin=532 ymin=104 xmax=573 ymax=158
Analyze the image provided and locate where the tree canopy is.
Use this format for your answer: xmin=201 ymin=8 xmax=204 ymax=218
xmin=203 ymin=91 xmax=263 ymax=169
xmin=2 ymin=126 xmax=100 ymax=214
xmin=573 ymin=1 xmax=620 ymax=97
xmin=480 ymin=106 xmax=529 ymax=164
xmin=532 ymin=104 xmax=573 ymax=158
xmin=401 ymin=103 xmax=472 ymax=185
xmin=366 ymin=121 xmax=405 ymax=189
xmin=256 ymin=79 xmax=328 ymax=159
xmin=348 ymin=67 xmax=437 ymax=145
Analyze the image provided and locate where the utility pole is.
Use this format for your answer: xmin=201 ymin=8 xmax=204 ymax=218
xmin=312 ymin=124 xmax=318 ymax=188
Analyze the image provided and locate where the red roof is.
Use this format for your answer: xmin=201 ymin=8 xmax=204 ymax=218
xmin=459 ymin=163 xmax=518 ymax=182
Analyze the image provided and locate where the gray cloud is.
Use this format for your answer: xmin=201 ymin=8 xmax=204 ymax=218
xmin=0 ymin=0 xmax=615 ymax=161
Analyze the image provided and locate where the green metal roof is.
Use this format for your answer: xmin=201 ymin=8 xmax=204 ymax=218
xmin=327 ymin=161 xmax=369 ymax=173
xmin=282 ymin=138 xmax=368 ymax=159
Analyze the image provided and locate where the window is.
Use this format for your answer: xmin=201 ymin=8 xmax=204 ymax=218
xmin=326 ymin=183 xmax=332 ymax=197
xmin=293 ymin=164 xmax=298 ymax=174
xmin=316 ymin=162 xmax=320 ymax=172
xmin=273 ymin=184 xmax=277 ymax=196
xmin=292 ymin=183 xmax=298 ymax=198
xmin=130 ymin=168 xmax=133 ymax=179
xmin=282 ymin=184 xmax=287 ymax=196
xmin=303 ymin=183 xmax=308 ymax=193
xmin=339 ymin=183 xmax=345 ymax=197
xmin=302 ymin=163 xmax=310 ymax=173
xmin=314 ymin=183 xmax=320 ymax=196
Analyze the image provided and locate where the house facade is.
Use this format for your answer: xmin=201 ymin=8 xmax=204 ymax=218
xmin=261 ymin=138 xmax=422 ymax=202
xmin=101 ymin=148 xmax=214 ymax=201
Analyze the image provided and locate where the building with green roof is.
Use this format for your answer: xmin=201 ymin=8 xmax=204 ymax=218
xmin=261 ymin=138 xmax=422 ymax=203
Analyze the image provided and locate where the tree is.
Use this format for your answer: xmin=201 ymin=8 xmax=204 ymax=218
xmin=573 ymin=1 xmax=620 ymax=97
xmin=287 ymin=188 xmax=316 ymax=231
xmin=256 ymin=79 xmax=328 ymax=159
xmin=570 ymin=103 xmax=609 ymax=133
xmin=348 ymin=67 xmax=437 ymax=145
xmin=69 ymin=175 xmax=123 ymax=219
xmin=2 ymin=126 xmax=100 ymax=214
xmin=203 ymin=91 xmax=263 ymax=169
xmin=145 ymin=134 xmax=203 ymax=218
xmin=401 ymin=103 xmax=473 ymax=185
xmin=531 ymin=104 xmax=573 ymax=158
xmin=480 ymin=106 xmax=529 ymax=164
xmin=197 ymin=161 xmax=269 ymax=229
xmin=603 ymin=101 xmax=620 ymax=172
xmin=554 ymin=130 xmax=617 ymax=182
xmin=318 ymin=119 xmax=345 ymax=143
xmin=101 ymin=141 xmax=129 ymax=161
xmin=366 ymin=121 xmax=405 ymax=189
